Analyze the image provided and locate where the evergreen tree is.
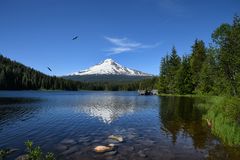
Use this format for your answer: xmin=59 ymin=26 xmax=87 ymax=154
xmin=168 ymin=46 xmax=181 ymax=93
xmin=176 ymin=56 xmax=193 ymax=94
xmin=196 ymin=48 xmax=216 ymax=94
xmin=158 ymin=47 xmax=181 ymax=94
xmin=158 ymin=55 xmax=170 ymax=93
xmin=190 ymin=39 xmax=207 ymax=91
xmin=0 ymin=70 xmax=6 ymax=89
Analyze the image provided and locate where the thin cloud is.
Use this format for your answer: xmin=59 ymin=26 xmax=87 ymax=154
xmin=104 ymin=36 xmax=160 ymax=55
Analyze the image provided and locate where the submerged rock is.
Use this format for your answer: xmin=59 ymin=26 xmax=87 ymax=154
xmin=61 ymin=145 xmax=80 ymax=155
xmin=60 ymin=138 xmax=77 ymax=145
xmin=0 ymin=148 xmax=18 ymax=157
xmin=56 ymin=144 xmax=68 ymax=151
xmin=78 ymin=137 xmax=90 ymax=143
xmin=108 ymin=135 xmax=123 ymax=142
xmin=127 ymin=133 xmax=136 ymax=140
xmin=91 ymin=139 xmax=101 ymax=144
xmin=105 ymin=139 xmax=119 ymax=144
xmin=15 ymin=154 xmax=29 ymax=160
xmin=138 ymin=150 xmax=147 ymax=158
xmin=141 ymin=139 xmax=155 ymax=146
xmin=9 ymin=148 xmax=19 ymax=153
xmin=128 ymin=146 xmax=135 ymax=151
xmin=108 ymin=143 xmax=117 ymax=147
xmin=94 ymin=145 xmax=113 ymax=153
xmin=104 ymin=150 xmax=118 ymax=156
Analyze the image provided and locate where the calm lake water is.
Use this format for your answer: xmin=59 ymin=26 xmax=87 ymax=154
xmin=0 ymin=91 xmax=239 ymax=160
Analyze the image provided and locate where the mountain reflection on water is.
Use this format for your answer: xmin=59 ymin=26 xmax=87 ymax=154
xmin=73 ymin=95 xmax=145 ymax=124
xmin=0 ymin=91 xmax=239 ymax=160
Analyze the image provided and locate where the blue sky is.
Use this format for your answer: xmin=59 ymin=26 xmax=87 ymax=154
xmin=0 ymin=0 xmax=239 ymax=76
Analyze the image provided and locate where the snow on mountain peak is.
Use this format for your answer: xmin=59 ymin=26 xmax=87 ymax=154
xmin=70 ymin=59 xmax=151 ymax=76
xmin=103 ymin=58 xmax=114 ymax=63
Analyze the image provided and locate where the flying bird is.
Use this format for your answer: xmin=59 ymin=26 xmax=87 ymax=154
xmin=72 ymin=36 xmax=78 ymax=40
xmin=47 ymin=67 xmax=52 ymax=72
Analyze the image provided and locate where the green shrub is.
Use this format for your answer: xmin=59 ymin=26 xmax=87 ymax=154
xmin=0 ymin=141 xmax=55 ymax=160
xmin=25 ymin=140 xmax=55 ymax=160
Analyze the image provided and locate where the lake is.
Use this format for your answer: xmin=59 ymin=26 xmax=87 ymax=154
xmin=0 ymin=91 xmax=239 ymax=160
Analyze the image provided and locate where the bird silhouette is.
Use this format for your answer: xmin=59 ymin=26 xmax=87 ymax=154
xmin=72 ymin=36 xmax=78 ymax=40
xmin=47 ymin=67 xmax=52 ymax=72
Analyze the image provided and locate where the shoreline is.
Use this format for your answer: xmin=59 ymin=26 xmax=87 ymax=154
xmin=158 ymin=94 xmax=240 ymax=146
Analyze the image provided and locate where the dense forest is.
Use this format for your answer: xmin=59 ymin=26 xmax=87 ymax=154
xmin=0 ymin=55 xmax=157 ymax=91
xmin=158 ymin=15 xmax=240 ymax=97
xmin=0 ymin=55 xmax=83 ymax=90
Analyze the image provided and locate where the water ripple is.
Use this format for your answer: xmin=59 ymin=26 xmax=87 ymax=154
xmin=0 ymin=91 xmax=239 ymax=160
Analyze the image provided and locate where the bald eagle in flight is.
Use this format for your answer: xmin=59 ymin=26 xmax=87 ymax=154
xmin=47 ymin=67 xmax=52 ymax=72
xmin=72 ymin=36 xmax=78 ymax=40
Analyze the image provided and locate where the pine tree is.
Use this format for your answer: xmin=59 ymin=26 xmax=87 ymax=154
xmin=168 ymin=46 xmax=181 ymax=93
xmin=158 ymin=47 xmax=181 ymax=94
xmin=158 ymin=55 xmax=170 ymax=93
xmin=0 ymin=70 xmax=6 ymax=89
xmin=190 ymin=39 xmax=207 ymax=91
xmin=176 ymin=56 xmax=193 ymax=94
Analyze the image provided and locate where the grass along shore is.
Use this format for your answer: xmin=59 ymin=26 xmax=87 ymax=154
xmin=159 ymin=94 xmax=240 ymax=146
xmin=196 ymin=96 xmax=240 ymax=146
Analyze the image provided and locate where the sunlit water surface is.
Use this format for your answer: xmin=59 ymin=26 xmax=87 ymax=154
xmin=0 ymin=91 xmax=239 ymax=160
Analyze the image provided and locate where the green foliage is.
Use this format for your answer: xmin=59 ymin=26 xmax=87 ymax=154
xmin=158 ymin=15 xmax=240 ymax=97
xmin=212 ymin=15 xmax=240 ymax=96
xmin=25 ymin=140 xmax=42 ymax=160
xmin=0 ymin=149 xmax=11 ymax=160
xmin=196 ymin=47 xmax=231 ymax=95
xmin=0 ymin=55 xmax=82 ymax=90
xmin=0 ymin=141 xmax=55 ymax=160
xmin=139 ymin=77 xmax=159 ymax=90
xmin=168 ymin=46 xmax=181 ymax=93
xmin=190 ymin=39 xmax=207 ymax=90
xmin=45 ymin=153 xmax=55 ymax=160
xmin=25 ymin=140 xmax=55 ymax=160
xmin=158 ymin=55 xmax=170 ymax=93
xmin=158 ymin=46 xmax=181 ymax=94
xmin=196 ymin=97 xmax=240 ymax=146
xmin=176 ymin=56 xmax=194 ymax=94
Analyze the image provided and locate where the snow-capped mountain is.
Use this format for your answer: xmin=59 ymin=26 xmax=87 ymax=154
xmin=70 ymin=59 xmax=151 ymax=76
